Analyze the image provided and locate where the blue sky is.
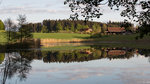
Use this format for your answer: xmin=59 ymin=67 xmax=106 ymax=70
xmin=0 ymin=0 xmax=126 ymax=23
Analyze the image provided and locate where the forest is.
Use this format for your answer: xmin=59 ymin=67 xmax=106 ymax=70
xmin=26 ymin=19 xmax=134 ymax=33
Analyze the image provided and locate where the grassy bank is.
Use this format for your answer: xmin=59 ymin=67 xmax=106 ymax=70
xmin=95 ymin=34 xmax=150 ymax=41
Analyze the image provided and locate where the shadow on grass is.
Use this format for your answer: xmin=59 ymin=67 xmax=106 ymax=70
xmin=72 ymin=36 xmax=91 ymax=39
xmin=0 ymin=39 xmax=41 ymax=53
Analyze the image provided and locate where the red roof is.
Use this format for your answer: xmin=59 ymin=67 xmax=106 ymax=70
xmin=108 ymin=50 xmax=126 ymax=56
xmin=108 ymin=27 xmax=125 ymax=33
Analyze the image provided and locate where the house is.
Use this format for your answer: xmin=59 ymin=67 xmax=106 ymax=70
xmin=80 ymin=28 xmax=93 ymax=33
xmin=80 ymin=50 xmax=92 ymax=55
xmin=108 ymin=50 xmax=126 ymax=56
xmin=106 ymin=27 xmax=126 ymax=34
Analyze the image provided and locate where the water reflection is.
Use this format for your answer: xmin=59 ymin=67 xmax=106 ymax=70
xmin=9 ymin=48 xmax=149 ymax=63
xmin=0 ymin=45 xmax=150 ymax=84
xmin=0 ymin=52 xmax=32 ymax=84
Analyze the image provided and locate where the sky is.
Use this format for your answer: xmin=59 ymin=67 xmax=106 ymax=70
xmin=0 ymin=0 xmax=127 ymax=23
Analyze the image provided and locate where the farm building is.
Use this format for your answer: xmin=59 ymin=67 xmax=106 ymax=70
xmin=80 ymin=28 xmax=93 ymax=34
xmin=106 ymin=27 xmax=126 ymax=34
xmin=108 ymin=50 xmax=126 ymax=56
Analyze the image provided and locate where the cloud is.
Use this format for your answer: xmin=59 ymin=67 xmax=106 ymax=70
xmin=63 ymin=72 xmax=103 ymax=80
xmin=116 ymin=66 xmax=150 ymax=84
xmin=31 ymin=65 xmax=115 ymax=81
xmin=0 ymin=6 xmax=61 ymax=14
xmin=0 ymin=1 xmax=70 ymax=15
xmin=117 ymin=71 xmax=150 ymax=84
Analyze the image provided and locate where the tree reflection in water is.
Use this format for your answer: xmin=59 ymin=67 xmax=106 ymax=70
xmin=0 ymin=52 xmax=32 ymax=84
xmin=0 ymin=46 xmax=150 ymax=84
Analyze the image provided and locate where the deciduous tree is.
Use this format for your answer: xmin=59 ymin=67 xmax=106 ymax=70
xmin=0 ymin=20 xmax=5 ymax=30
xmin=4 ymin=18 xmax=14 ymax=41
xmin=41 ymin=25 xmax=48 ymax=33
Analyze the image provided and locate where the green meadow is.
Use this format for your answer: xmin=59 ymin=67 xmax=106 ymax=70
xmin=95 ymin=34 xmax=150 ymax=41
xmin=33 ymin=33 xmax=150 ymax=41
xmin=33 ymin=33 xmax=90 ymax=39
xmin=1 ymin=32 xmax=150 ymax=43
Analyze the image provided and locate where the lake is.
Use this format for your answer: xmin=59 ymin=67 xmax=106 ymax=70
xmin=0 ymin=44 xmax=150 ymax=84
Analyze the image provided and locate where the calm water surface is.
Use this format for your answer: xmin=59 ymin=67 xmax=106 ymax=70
xmin=0 ymin=45 xmax=150 ymax=84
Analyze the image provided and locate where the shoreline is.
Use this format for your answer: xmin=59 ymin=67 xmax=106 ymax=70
xmin=39 ymin=38 xmax=150 ymax=48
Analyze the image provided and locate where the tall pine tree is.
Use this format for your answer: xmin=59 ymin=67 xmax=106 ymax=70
xmin=56 ymin=22 xmax=63 ymax=32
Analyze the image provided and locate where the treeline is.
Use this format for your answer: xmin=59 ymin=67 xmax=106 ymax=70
xmin=1 ymin=18 xmax=134 ymax=34
xmin=27 ymin=20 xmax=134 ymax=33
xmin=1 ymin=43 xmax=150 ymax=63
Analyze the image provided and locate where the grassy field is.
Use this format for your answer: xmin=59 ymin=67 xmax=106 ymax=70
xmin=33 ymin=33 xmax=90 ymax=39
xmin=1 ymin=32 xmax=150 ymax=43
xmin=0 ymin=32 xmax=150 ymax=49
xmin=33 ymin=33 xmax=150 ymax=41
xmin=96 ymin=34 xmax=150 ymax=41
